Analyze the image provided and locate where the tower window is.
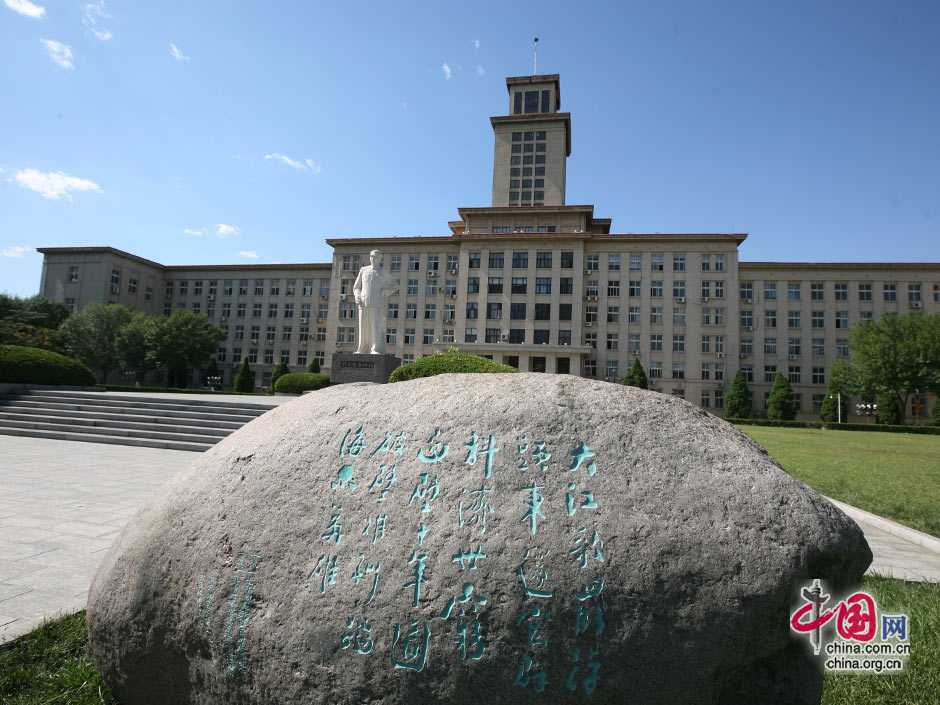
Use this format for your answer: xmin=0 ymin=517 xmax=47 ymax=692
xmin=541 ymin=90 xmax=550 ymax=112
xmin=536 ymin=131 xmax=546 ymax=140
xmin=513 ymin=92 xmax=522 ymax=114
xmin=524 ymin=91 xmax=539 ymax=113
xmin=510 ymin=168 xmax=521 ymax=176
xmin=534 ymin=166 xmax=545 ymax=176
xmin=512 ymin=132 xmax=522 ymax=141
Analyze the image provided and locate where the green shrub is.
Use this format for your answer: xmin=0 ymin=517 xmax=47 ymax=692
xmin=767 ymin=373 xmax=797 ymax=421
xmin=725 ymin=370 xmax=752 ymax=419
xmin=621 ymin=357 xmax=648 ymax=389
xmin=308 ymin=357 xmax=321 ymax=374
xmin=389 ymin=349 xmax=517 ymax=383
xmin=233 ymin=359 xmax=254 ymax=393
xmin=270 ymin=361 xmax=290 ymax=390
xmin=274 ymin=372 xmax=330 ymax=394
xmin=0 ymin=345 xmax=96 ymax=386
xmin=728 ymin=417 xmax=940 ymax=435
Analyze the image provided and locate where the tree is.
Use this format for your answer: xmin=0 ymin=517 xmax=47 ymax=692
xmin=876 ymin=391 xmax=903 ymax=425
xmin=307 ymin=357 xmax=321 ymax=374
xmin=271 ymin=361 xmax=290 ymax=390
xmin=0 ymin=294 xmax=71 ymax=329
xmin=725 ymin=370 xmax=752 ymax=419
xmin=932 ymin=397 xmax=940 ymax=427
xmin=59 ymin=303 xmax=134 ymax=382
xmin=234 ymin=358 xmax=254 ymax=392
xmin=819 ymin=359 xmax=854 ymax=422
xmin=849 ymin=313 xmax=940 ymax=424
xmin=115 ymin=313 xmax=158 ymax=383
xmin=148 ymin=310 xmax=225 ymax=388
xmin=621 ymin=358 xmax=648 ymax=389
xmin=767 ymin=373 xmax=797 ymax=421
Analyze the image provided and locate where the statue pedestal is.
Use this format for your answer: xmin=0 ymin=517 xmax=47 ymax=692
xmin=331 ymin=353 xmax=401 ymax=385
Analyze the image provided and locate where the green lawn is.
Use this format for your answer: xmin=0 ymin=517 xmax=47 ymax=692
xmin=741 ymin=426 xmax=940 ymax=538
xmin=2 ymin=578 xmax=936 ymax=705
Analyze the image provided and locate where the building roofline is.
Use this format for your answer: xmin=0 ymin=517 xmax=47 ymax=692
xmin=458 ymin=204 xmax=594 ymax=215
xmin=740 ymin=261 xmax=940 ymax=271
xmin=505 ymin=74 xmax=562 ymax=110
xmin=36 ymin=246 xmax=331 ymax=272
xmin=325 ymin=236 xmax=457 ymax=247
xmin=37 ymin=246 xmax=168 ymax=270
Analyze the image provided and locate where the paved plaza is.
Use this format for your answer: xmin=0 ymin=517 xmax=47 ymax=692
xmin=1 ymin=434 xmax=939 ymax=645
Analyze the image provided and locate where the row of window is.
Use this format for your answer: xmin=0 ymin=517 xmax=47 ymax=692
xmin=585 ymin=306 xmax=727 ymax=326
xmin=341 ymin=253 xmax=459 ymax=274
xmin=167 ymin=279 xmax=330 ymax=299
xmin=740 ymin=337 xmax=849 ymax=358
xmin=217 ymin=347 xmax=326 ymax=367
xmin=584 ymin=279 xmax=725 ymax=299
xmin=740 ymin=280 xmax=936 ymax=304
xmin=739 ymin=365 xmax=829 ymax=385
xmin=219 ymin=324 xmax=329 ymax=344
xmin=740 ymin=309 xmax=859 ymax=329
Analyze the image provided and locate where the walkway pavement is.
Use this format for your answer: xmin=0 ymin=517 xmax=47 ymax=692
xmin=1 ymin=435 xmax=939 ymax=644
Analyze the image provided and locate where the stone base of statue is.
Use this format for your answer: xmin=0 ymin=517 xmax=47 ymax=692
xmin=330 ymin=353 xmax=401 ymax=384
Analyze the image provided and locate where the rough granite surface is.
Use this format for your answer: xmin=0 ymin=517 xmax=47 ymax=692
xmin=87 ymin=373 xmax=872 ymax=705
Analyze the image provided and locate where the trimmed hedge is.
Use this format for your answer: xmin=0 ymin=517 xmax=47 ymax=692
xmin=0 ymin=344 xmax=96 ymax=386
xmin=273 ymin=372 xmax=331 ymax=394
xmin=728 ymin=417 xmax=940 ymax=436
xmin=389 ymin=350 xmax=517 ymax=383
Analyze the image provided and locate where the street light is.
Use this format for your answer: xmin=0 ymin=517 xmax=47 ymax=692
xmin=828 ymin=392 xmax=842 ymax=424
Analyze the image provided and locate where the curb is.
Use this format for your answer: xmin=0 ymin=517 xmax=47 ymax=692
xmin=825 ymin=496 xmax=940 ymax=556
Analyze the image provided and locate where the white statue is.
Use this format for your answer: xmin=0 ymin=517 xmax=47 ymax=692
xmin=353 ymin=249 xmax=398 ymax=355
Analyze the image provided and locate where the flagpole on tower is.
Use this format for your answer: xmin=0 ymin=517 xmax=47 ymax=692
xmin=533 ymin=36 xmax=539 ymax=74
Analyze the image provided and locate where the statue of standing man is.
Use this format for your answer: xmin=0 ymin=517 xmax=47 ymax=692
xmin=353 ymin=249 xmax=398 ymax=355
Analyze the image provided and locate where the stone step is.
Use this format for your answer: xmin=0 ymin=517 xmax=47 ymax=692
xmin=0 ymin=426 xmax=211 ymax=452
xmin=0 ymin=399 xmax=259 ymax=424
xmin=0 ymin=418 xmax=224 ymax=445
xmin=18 ymin=388 xmax=276 ymax=411
xmin=0 ymin=404 xmax=245 ymax=430
xmin=14 ymin=392 xmax=271 ymax=416
xmin=0 ymin=410 xmax=232 ymax=437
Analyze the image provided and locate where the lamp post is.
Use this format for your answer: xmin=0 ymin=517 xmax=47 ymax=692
xmin=828 ymin=392 xmax=842 ymax=424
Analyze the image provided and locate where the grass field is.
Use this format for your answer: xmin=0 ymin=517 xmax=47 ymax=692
xmin=741 ymin=426 xmax=940 ymax=538
xmin=2 ymin=576 xmax=936 ymax=705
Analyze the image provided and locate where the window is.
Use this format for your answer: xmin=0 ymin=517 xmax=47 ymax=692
xmin=812 ymin=367 xmax=826 ymax=385
xmin=512 ymin=251 xmax=529 ymax=269
xmin=650 ymin=280 xmax=663 ymax=298
xmin=765 ymin=310 xmax=777 ymax=328
xmin=811 ymin=282 xmax=824 ymax=301
xmin=488 ymin=277 xmax=503 ymax=294
xmin=249 ymin=325 xmax=260 ymax=343
xmin=648 ymin=362 xmax=662 ymax=379
xmin=607 ymin=280 xmax=620 ymax=297
xmin=673 ymin=309 xmax=686 ymax=327
xmin=523 ymin=90 xmax=539 ymax=113
xmin=673 ymin=281 xmax=686 ymax=299
xmin=836 ymin=339 xmax=849 ymax=358
xmin=127 ymin=278 xmax=138 ymax=294
xmin=650 ymin=334 xmax=663 ymax=352
xmin=269 ymin=280 xmax=281 ymax=296
xmin=536 ymin=251 xmax=552 ymax=269
xmin=629 ymin=280 xmax=642 ymax=297
xmin=673 ymin=335 xmax=685 ymax=353
xmin=740 ymin=338 xmax=752 ymax=355
xmin=764 ymin=365 xmax=777 ymax=383
xmin=248 ymin=348 xmax=259 ymax=363
xmin=442 ymin=329 xmax=455 ymax=344
xmin=628 ymin=306 xmax=640 ymax=323
xmin=406 ymin=303 xmax=417 ymax=319
xmin=701 ymin=281 xmax=711 ymax=299
xmin=466 ymin=302 xmax=478 ymax=319
xmin=649 ymin=306 xmax=663 ymax=324
xmin=425 ymin=281 xmax=438 ymax=297
xmin=284 ymin=303 xmax=294 ymax=319
xmin=560 ymin=277 xmax=573 ymax=295
xmin=741 ymin=365 xmax=753 ymax=383
xmin=909 ymin=283 xmax=922 ymax=304
xmin=424 ymin=304 xmax=436 ymax=320
xmin=299 ymin=325 xmax=309 ymax=343
xmin=467 ymin=277 xmax=480 ymax=294
xmin=145 ymin=287 xmax=153 ymax=302
xmin=265 ymin=326 xmax=276 ymax=344
xmin=302 ymin=279 xmax=314 ymax=296
xmin=672 ymin=255 xmax=686 ymax=272
xmin=740 ymin=310 xmax=753 ymax=329
xmin=812 ymin=311 xmax=825 ymax=328
xmin=883 ymin=283 xmax=897 ymax=302
xmin=109 ymin=269 xmax=121 ymax=295
xmin=511 ymin=277 xmax=528 ymax=295
xmin=788 ymin=337 xmax=801 ymax=356
xmin=788 ymin=310 xmax=801 ymax=329
xmin=535 ymin=303 xmax=551 ymax=320
xmin=607 ymin=254 xmax=620 ymax=271
xmin=628 ymin=333 xmax=641 ymax=353
xmin=530 ymin=329 xmax=548 ymax=345
xmin=68 ymin=265 xmax=79 ymax=282
xmin=390 ymin=254 xmax=402 ymax=272
xmin=788 ymin=282 xmax=801 ymax=301
xmin=584 ymin=331 xmax=597 ymax=348
xmin=561 ymin=251 xmax=574 ymax=269
xmin=714 ymin=254 xmax=726 ymax=272
xmin=407 ymin=254 xmax=420 ymax=272
xmin=764 ymin=337 xmax=777 ymax=355
xmin=606 ymin=359 xmax=619 ymax=379
xmin=934 ymin=284 xmax=940 ymax=303
xmin=223 ymin=280 xmax=233 ymax=296
xmin=404 ymin=279 xmax=417 ymax=296
xmin=764 ymin=282 xmax=777 ymax=300
xmin=426 ymin=255 xmax=440 ymax=272
xmin=558 ymin=330 xmax=572 ymax=345
xmin=858 ymin=283 xmax=872 ymax=302
xmin=586 ymin=254 xmax=599 ymax=272
xmin=488 ymin=252 xmax=504 ymax=269
xmin=387 ymin=303 xmax=399 ymax=320
xmin=606 ymin=305 xmax=619 ymax=323
xmin=835 ymin=311 xmax=849 ymax=329
xmin=812 ymin=338 xmax=825 ymax=356
xmin=834 ymin=282 xmax=848 ymax=301
xmin=237 ymin=302 xmax=247 ymax=318
xmin=486 ymin=328 xmax=501 ymax=344
xmin=510 ymin=302 xmax=526 ymax=320
xmin=629 ymin=254 xmax=641 ymax=271
xmin=486 ymin=302 xmax=502 ymax=320
xmin=423 ymin=329 xmax=434 ymax=345
xmin=178 ymin=280 xmax=189 ymax=296
xmin=606 ymin=333 xmax=618 ymax=351
xmin=316 ymin=327 xmax=327 ymax=342
xmin=403 ymin=328 xmax=416 ymax=345
xmin=788 ymin=366 xmax=801 ymax=384
xmin=701 ymin=335 xmax=711 ymax=353
xmin=672 ymin=363 xmax=685 ymax=380
xmin=465 ymin=327 xmax=478 ymax=343
xmin=585 ymin=305 xmax=598 ymax=323
xmin=650 ymin=254 xmax=664 ymax=272
xmin=535 ymin=277 xmax=552 ymax=295
xmin=701 ymin=255 xmax=711 ymax=272
xmin=443 ymin=304 xmax=455 ymax=322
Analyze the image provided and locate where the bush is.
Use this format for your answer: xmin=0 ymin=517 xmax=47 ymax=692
xmin=621 ymin=357 xmax=648 ymax=389
xmin=274 ymin=372 xmax=330 ymax=394
xmin=270 ymin=361 xmax=290 ymax=390
xmin=308 ymin=357 xmax=321 ymax=374
xmin=0 ymin=345 xmax=96 ymax=386
xmin=727 ymin=417 xmax=940 ymax=436
xmin=767 ymin=373 xmax=797 ymax=421
xmin=233 ymin=359 xmax=254 ymax=393
xmin=725 ymin=370 xmax=752 ymax=419
xmin=389 ymin=349 xmax=517 ymax=383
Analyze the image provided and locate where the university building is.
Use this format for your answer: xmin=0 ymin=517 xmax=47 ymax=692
xmin=37 ymin=73 xmax=940 ymax=419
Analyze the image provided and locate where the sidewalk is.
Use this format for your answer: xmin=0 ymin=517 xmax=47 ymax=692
xmin=1 ymin=435 xmax=938 ymax=645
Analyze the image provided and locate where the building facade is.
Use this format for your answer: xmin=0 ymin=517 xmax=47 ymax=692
xmin=37 ymin=73 xmax=940 ymax=418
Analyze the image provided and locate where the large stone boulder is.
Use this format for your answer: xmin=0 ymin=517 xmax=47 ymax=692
xmin=87 ymin=373 xmax=871 ymax=705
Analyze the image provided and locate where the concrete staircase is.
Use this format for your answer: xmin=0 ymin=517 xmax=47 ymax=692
xmin=0 ymin=389 xmax=276 ymax=452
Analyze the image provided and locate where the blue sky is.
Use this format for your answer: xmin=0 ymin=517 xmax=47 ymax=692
xmin=1 ymin=0 xmax=938 ymax=296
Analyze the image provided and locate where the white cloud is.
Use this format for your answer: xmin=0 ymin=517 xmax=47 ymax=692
xmin=215 ymin=223 xmax=239 ymax=238
xmin=2 ymin=245 xmax=31 ymax=258
xmin=476 ymin=64 xmax=485 ymax=77
xmin=168 ymin=43 xmax=189 ymax=63
xmin=264 ymin=152 xmax=321 ymax=173
xmin=472 ymin=39 xmax=480 ymax=49
xmin=4 ymin=0 xmax=45 ymax=19
xmin=183 ymin=227 xmax=206 ymax=237
xmin=238 ymin=250 xmax=259 ymax=259
xmin=40 ymin=39 xmax=74 ymax=70
xmin=82 ymin=1 xmax=112 ymax=41
xmin=13 ymin=168 xmax=101 ymax=200
xmin=441 ymin=62 xmax=452 ymax=80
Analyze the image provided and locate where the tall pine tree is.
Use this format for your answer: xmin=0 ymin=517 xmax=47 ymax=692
xmin=767 ymin=373 xmax=797 ymax=420
xmin=621 ymin=358 xmax=648 ymax=389
xmin=234 ymin=358 xmax=254 ymax=392
xmin=725 ymin=370 xmax=752 ymax=419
